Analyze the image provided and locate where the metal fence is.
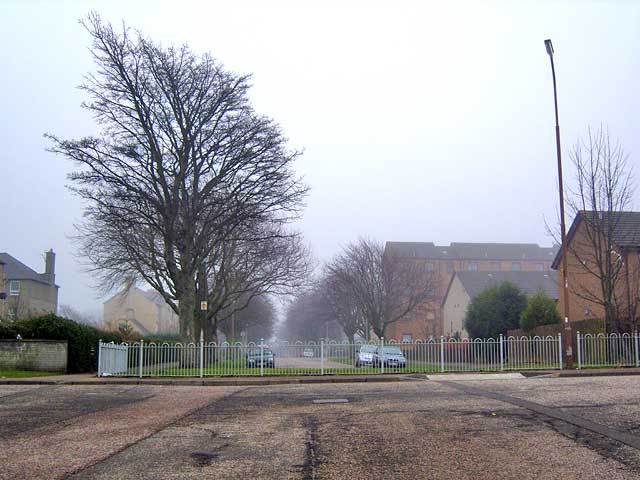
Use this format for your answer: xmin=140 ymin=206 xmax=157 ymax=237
xmin=98 ymin=334 xmax=564 ymax=377
xmin=577 ymin=332 xmax=640 ymax=369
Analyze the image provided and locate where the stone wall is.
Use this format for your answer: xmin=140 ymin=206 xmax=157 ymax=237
xmin=0 ymin=340 xmax=68 ymax=372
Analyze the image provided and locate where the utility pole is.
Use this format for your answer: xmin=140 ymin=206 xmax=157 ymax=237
xmin=544 ymin=39 xmax=573 ymax=368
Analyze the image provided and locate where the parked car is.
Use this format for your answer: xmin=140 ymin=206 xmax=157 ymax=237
xmin=373 ymin=346 xmax=407 ymax=368
xmin=246 ymin=348 xmax=275 ymax=368
xmin=355 ymin=344 xmax=377 ymax=367
xmin=303 ymin=348 xmax=314 ymax=357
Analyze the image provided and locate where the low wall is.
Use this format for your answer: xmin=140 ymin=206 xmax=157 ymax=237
xmin=0 ymin=340 xmax=68 ymax=372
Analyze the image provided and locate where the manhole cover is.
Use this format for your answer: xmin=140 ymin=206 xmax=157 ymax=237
xmin=312 ymin=398 xmax=349 ymax=404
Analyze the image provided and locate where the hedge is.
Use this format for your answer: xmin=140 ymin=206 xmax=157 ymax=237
xmin=0 ymin=314 xmax=122 ymax=373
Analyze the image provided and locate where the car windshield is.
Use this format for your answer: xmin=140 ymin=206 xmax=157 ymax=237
xmin=248 ymin=349 xmax=273 ymax=356
xmin=360 ymin=345 xmax=376 ymax=353
xmin=381 ymin=347 xmax=403 ymax=355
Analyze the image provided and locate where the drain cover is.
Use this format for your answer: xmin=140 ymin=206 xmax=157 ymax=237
xmin=312 ymin=398 xmax=349 ymax=404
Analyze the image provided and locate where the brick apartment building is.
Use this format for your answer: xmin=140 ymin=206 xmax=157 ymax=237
xmin=384 ymin=242 xmax=558 ymax=341
xmin=551 ymin=211 xmax=640 ymax=329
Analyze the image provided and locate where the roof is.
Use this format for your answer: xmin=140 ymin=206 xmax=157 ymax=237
xmin=449 ymin=271 xmax=558 ymax=301
xmin=0 ymin=252 xmax=54 ymax=286
xmin=104 ymin=286 xmax=167 ymax=307
xmin=385 ymin=242 xmax=557 ymax=262
xmin=551 ymin=211 xmax=640 ymax=269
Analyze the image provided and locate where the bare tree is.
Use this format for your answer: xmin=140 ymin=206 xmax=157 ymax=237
xmin=325 ymin=238 xmax=437 ymax=339
xmin=565 ymin=127 xmax=637 ymax=332
xmin=195 ymin=221 xmax=311 ymax=341
xmin=218 ymin=294 xmax=276 ymax=343
xmin=46 ymin=13 xmax=307 ymax=338
xmin=58 ymin=304 xmax=103 ymax=328
xmin=320 ymin=272 xmax=365 ymax=343
xmin=280 ymin=288 xmax=334 ymax=342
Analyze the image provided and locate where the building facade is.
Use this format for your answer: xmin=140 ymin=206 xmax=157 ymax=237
xmin=552 ymin=211 xmax=640 ymax=330
xmin=103 ymin=286 xmax=179 ymax=335
xmin=442 ymin=271 xmax=558 ymax=338
xmin=0 ymin=250 xmax=59 ymax=319
xmin=384 ymin=242 xmax=558 ymax=341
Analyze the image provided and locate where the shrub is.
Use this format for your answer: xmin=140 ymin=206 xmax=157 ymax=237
xmin=520 ymin=290 xmax=561 ymax=332
xmin=464 ymin=282 xmax=527 ymax=339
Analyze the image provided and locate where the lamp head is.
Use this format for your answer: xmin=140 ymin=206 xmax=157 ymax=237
xmin=544 ymin=39 xmax=554 ymax=56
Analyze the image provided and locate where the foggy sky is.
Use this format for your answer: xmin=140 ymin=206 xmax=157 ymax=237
xmin=1 ymin=0 xmax=639 ymax=316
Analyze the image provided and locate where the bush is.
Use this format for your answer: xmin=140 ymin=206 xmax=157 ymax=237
xmin=520 ymin=290 xmax=561 ymax=332
xmin=464 ymin=282 xmax=527 ymax=339
xmin=0 ymin=314 xmax=122 ymax=373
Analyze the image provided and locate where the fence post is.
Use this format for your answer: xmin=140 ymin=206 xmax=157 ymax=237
xmin=320 ymin=339 xmax=325 ymax=376
xmin=440 ymin=336 xmax=445 ymax=373
xmin=97 ymin=339 xmax=102 ymax=377
xmin=380 ymin=337 xmax=384 ymax=374
xmin=260 ymin=339 xmax=264 ymax=377
xmin=499 ymin=334 xmax=504 ymax=371
xmin=199 ymin=329 xmax=204 ymax=378
xmin=139 ymin=339 xmax=144 ymax=378
xmin=577 ymin=331 xmax=582 ymax=370
xmin=635 ymin=331 xmax=639 ymax=368
xmin=557 ymin=333 xmax=563 ymax=370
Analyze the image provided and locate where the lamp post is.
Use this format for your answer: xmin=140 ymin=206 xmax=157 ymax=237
xmin=544 ymin=39 xmax=573 ymax=368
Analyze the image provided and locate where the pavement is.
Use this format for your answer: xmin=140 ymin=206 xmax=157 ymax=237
xmin=2 ymin=374 xmax=640 ymax=478
xmin=3 ymin=366 xmax=640 ymax=387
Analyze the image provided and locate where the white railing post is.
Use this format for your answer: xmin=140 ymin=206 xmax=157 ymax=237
xmin=577 ymin=331 xmax=582 ymax=370
xmin=260 ymin=339 xmax=264 ymax=377
xmin=557 ymin=333 xmax=563 ymax=370
xmin=139 ymin=339 xmax=144 ymax=378
xmin=380 ymin=337 xmax=384 ymax=374
xmin=320 ymin=339 xmax=325 ymax=375
xmin=635 ymin=331 xmax=639 ymax=368
xmin=499 ymin=334 xmax=504 ymax=371
xmin=199 ymin=330 xmax=204 ymax=378
xmin=97 ymin=339 xmax=103 ymax=377
xmin=440 ymin=336 xmax=445 ymax=373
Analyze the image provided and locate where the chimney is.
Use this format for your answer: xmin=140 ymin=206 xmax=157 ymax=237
xmin=45 ymin=249 xmax=55 ymax=285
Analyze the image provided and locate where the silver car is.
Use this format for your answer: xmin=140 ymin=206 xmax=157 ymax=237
xmin=373 ymin=346 xmax=407 ymax=368
xmin=355 ymin=344 xmax=377 ymax=367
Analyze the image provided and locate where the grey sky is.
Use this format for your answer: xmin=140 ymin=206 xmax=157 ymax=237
xmin=1 ymin=0 xmax=639 ymax=316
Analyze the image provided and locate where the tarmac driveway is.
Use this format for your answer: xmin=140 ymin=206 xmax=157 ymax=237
xmin=2 ymin=376 xmax=640 ymax=479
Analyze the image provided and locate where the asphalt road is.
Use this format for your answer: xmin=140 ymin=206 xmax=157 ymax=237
xmin=2 ymin=376 xmax=640 ymax=479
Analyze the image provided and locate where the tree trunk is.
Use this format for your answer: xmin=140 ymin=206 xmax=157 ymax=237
xmin=178 ymin=284 xmax=196 ymax=339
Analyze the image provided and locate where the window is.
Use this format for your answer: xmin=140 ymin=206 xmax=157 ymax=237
xmin=535 ymin=263 xmax=544 ymax=272
xmin=402 ymin=334 xmax=413 ymax=343
xmin=7 ymin=307 xmax=17 ymax=319
xmin=9 ymin=281 xmax=20 ymax=296
xmin=446 ymin=262 xmax=454 ymax=273
xmin=425 ymin=262 xmax=435 ymax=272
xmin=511 ymin=262 xmax=521 ymax=271
xmin=468 ymin=262 xmax=478 ymax=272
xmin=490 ymin=262 xmax=501 ymax=271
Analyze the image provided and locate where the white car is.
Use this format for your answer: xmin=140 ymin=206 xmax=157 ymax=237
xmin=355 ymin=345 xmax=376 ymax=367
xmin=302 ymin=348 xmax=314 ymax=357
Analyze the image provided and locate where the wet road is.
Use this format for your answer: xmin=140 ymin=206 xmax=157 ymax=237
xmin=2 ymin=376 xmax=640 ymax=479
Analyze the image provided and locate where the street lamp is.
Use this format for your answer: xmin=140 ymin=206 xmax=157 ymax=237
xmin=544 ymin=38 xmax=573 ymax=368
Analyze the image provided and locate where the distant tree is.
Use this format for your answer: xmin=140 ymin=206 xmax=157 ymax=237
xmin=325 ymin=238 xmax=437 ymax=339
xmin=520 ymin=290 xmax=561 ymax=332
xmin=218 ymin=295 xmax=276 ymax=343
xmin=196 ymin=223 xmax=311 ymax=342
xmin=46 ymin=13 xmax=307 ymax=339
xmin=464 ymin=282 xmax=527 ymax=338
xmin=58 ymin=304 xmax=102 ymax=328
xmin=320 ymin=272 xmax=365 ymax=343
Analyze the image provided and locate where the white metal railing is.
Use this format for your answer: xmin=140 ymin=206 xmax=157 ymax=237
xmin=577 ymin=332 xmax=639 ymax=369
xmin=98 ymin=334 xmax=566 ymax=377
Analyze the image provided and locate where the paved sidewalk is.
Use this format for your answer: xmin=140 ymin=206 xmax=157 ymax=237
xmin=3 ymin=367 xmax=640 ymax=387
